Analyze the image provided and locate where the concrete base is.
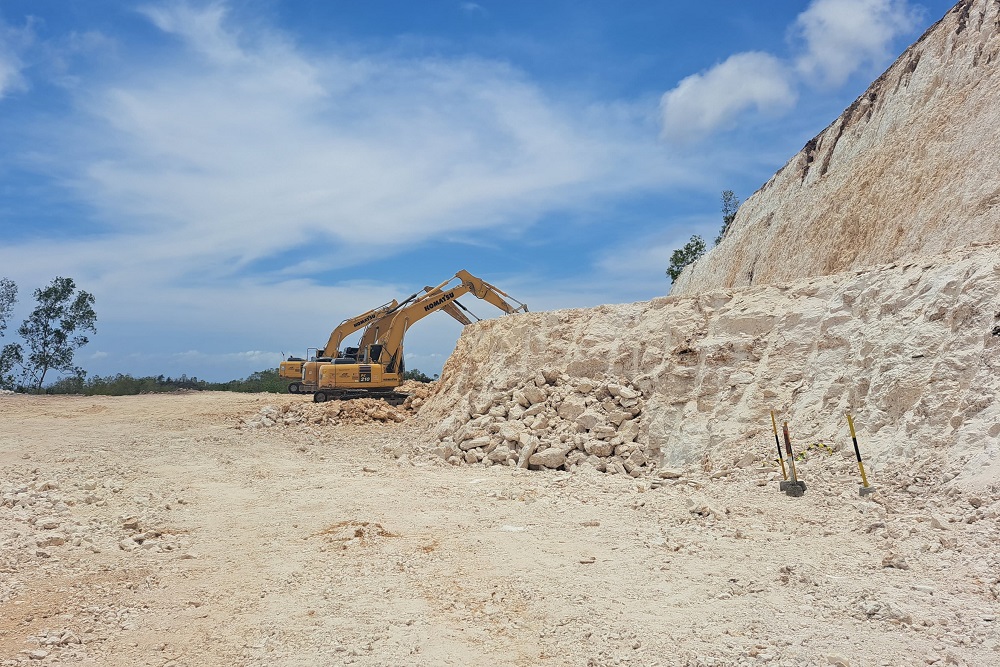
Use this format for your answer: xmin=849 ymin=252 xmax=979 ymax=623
xmin=779 ymin=480 xmax=808 ymax=492
xmin=784 ymin=481 xmax=807 ymax=497
xmin=859 ymin=485 xmax=878 ymax=497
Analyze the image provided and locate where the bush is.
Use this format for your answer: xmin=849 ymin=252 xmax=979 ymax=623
xmin=666 ymin=235 xmax=706 ymax=282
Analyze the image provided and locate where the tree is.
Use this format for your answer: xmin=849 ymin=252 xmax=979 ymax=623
xmin=666 ymin=235 xmax=706 ymax=282
xmin=17 ymin=277 xmax=97 ymax=391
xmin=0 ymin=278 xmax=21 ymax=390
xmin=0 ymin=277 xmax=16 ymax=336
xmin=715 ymin=190 xmax=740 ymax=246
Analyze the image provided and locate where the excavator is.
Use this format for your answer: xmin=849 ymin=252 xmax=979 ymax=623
xmin=312 ymin=270 xmax=527 ymax=403
xmin=294 ymin=288 xmax=475 ymax=395
xmin=279 ymin=299 xmax=400 ymax=394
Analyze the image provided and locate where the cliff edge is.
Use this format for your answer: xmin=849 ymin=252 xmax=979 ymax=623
xmin=672 ymin=0 xmax=1000 ymax=295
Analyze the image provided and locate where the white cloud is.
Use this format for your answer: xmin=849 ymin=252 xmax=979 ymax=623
xmin=660 ymin=52 xmax=797 ymax=142
xmin=793 ymin=0 xmax=922 ymax=87
xmin=659 ymin=0 xmax=922 ymax=141
xmin=37 ymin=1 xmax=685 ymax=281
xmin=138 ymin=2 xmax=245 ymax=65
xmin=460 ymin=3 xmax=487 ymax=16
xmin=0 ymin=20 xmax=31 ymax=99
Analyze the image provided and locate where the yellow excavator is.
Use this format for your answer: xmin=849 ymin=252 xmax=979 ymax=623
xmin=312 ymin=270 xmax=527 ymax=403
xmin=295 ymin=287 xmax=475 ymax=395
xmin=279 ymin=299 xmax=401 ymax=394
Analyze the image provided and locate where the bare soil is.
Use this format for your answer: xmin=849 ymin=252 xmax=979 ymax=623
xmin=1 ymin=393 xmax=997 ymax=666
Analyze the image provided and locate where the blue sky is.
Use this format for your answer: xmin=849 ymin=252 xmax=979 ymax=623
xmin=0 ymin=0 xmax=956 ymax=382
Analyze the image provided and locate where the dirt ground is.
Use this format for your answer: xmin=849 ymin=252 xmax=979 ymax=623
xmin=1 ymin=392 xmax=998 ymax=667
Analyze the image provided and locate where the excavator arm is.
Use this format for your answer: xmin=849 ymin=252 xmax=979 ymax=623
xmin=375 ymin=270 xmax=528 ymax=373
xmin=352 ymin=283 xmax=474 ymax=360
xmin=318 ymin=299 xmax=399 ymax=358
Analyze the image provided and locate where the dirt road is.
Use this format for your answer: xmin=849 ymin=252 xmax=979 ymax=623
xmin=1 ymin=393 xmax=997 ymax=666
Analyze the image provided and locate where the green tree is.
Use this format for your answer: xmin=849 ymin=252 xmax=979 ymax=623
xmin=715 ymin=190 xmax=740 ymax=246
xmin=666 ymin=235 xmax=706 ymax=282
xmin=0 ymin=278 xmax=20 ymax=389
xmin=18 ymin=277 xmax=97 ymax=392
xmin=403 ymin=368 xmax=438 ymax=383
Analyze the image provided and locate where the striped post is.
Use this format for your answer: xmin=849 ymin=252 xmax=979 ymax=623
xmin=771 ymin=410 xmax=788 ymax=481
xmin=847 ymin=413 xmax=876 ymax=496
xmin=781 ymin=421 xmax=806 ymax=497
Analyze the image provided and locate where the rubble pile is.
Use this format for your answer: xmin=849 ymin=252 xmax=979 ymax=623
xmin=242 ymin=399 xmax=408 ymax=430
xmin=423 ymin=370 xmax=658 ymax=475
xmin=241 ymin=381 xmax=437 ymax=431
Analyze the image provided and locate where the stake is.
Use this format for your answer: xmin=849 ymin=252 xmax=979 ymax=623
xmin=781 ymin=422 xmax=806 ymax=497
xmin=771 ymin=410 xmax=788 ymax=481
xmin=847 ymin=413 xmax=877 ymax=496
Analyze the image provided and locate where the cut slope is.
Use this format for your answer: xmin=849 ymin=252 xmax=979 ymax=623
xmin=672 ymin=0 xmax=1000 ymax=295
xmin=422 ymin=244 xmax=1000 ymax=488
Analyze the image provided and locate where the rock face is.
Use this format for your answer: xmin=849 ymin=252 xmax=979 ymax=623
xmin=672 ymin=0 xmax=1000 ymax=296
xmin=422 ymin=243 xmax=1000 ymax=484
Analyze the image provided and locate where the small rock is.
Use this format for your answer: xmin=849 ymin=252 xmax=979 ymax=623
xmin=618 ymin=387 xmax=639 ymax=400
xmin=36 ymin=535 xmax=66 ymax=548
xmin=929 ymin=515 xmax=948 ymax=530
xmin=826 ymin=653 xmax=850 ymax=666
xmin=882 ymin=552 xmax=909 ymax=570
xmin=522 ymin=385 xmax=547 ymax=405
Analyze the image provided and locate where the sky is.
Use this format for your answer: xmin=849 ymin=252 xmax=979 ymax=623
xmin=0 ymin=0 xmax=958 ymax=382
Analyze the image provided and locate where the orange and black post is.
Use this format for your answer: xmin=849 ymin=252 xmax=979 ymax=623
xmin=847 ymin=413 xmax=877 ymax=496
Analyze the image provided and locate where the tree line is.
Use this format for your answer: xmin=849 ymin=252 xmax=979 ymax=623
xmin=45 ymin=369 xmax=290 ymax=395
xmin=43 ymin=367 xmax=437 ymax=396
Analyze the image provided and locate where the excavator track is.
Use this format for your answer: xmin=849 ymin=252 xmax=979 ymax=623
xmin=313 ymin=390 xmax=409 ymax=406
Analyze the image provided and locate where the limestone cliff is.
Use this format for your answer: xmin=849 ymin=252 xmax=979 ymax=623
xmin=672 ymin=0 xmax=1000 ymax=296
xmin=421 ymin=244 xmax=1000 ymax=487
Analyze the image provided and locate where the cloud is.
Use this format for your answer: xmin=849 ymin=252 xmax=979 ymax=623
xmin=459 ymin=3 xmax=487 ymax=16
xmin=660 ymin=52 xmax=797 ymax=141
xmin=138 ymin=1 xmax=245 ymax=65
xmin=793 ymin=0 xmax=922 ymax=87
xmin=659 ymin=0 xmax=921 ymax=141
xmin=0 ymin=19 xmax=32 ymax=99
xmin=30 ymin=1 xmax=685 ymax=284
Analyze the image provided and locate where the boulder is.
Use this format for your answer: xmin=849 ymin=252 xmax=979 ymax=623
xmin=529 ymin=447 xmax=568 ymax=469
xmin=556 ymin=395 xmax=586 ymax=421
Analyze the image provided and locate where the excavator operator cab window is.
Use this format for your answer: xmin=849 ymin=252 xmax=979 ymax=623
xmin=367 ymin=344 xmax=383 ymax=363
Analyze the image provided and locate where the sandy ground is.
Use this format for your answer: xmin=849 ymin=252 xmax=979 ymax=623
xmin=1 ymin=392 xmax=998 ymax=667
